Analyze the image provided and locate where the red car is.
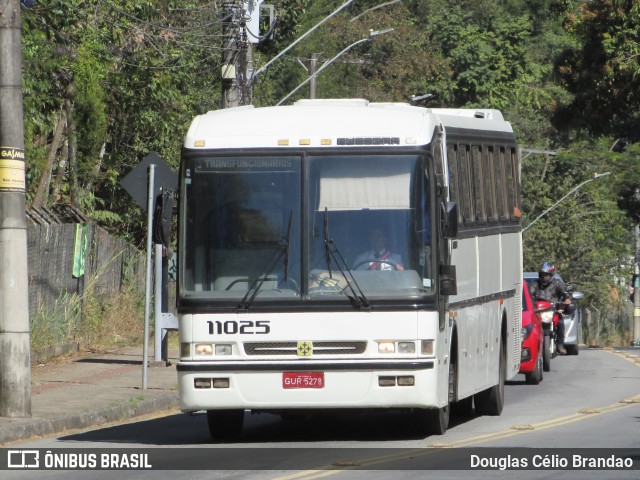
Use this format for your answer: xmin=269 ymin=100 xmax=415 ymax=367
xmin=519 ymin=281 xmax=544 ymax=384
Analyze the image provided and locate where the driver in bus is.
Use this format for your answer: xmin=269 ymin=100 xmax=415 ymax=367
xmin=353 ymin=228 xmax=404 ymax=271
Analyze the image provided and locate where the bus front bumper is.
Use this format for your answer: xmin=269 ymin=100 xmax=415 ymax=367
xmin=177 ymin=360 xmax=438 ymax=411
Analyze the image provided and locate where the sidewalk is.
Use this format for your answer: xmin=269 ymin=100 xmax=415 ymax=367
xmin=0 ymin=347 xmax=179 ymax=445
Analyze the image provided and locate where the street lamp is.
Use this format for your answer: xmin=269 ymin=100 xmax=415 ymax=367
xmin=276 ymin=28 xmax=393 ymax=106
xmin=523 ymin=172 xmax=611 ymax=233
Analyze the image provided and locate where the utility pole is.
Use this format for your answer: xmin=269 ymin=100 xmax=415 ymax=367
xmin=277 ymin=28 xmax=393 ymax=106
xmin=634 ymin=224 xmax=640 ymax=346
xmin=0 ymin=0 xmax=32 ymax=417
xmin=221 ymin=1 xmax=243 ymax=108
xmin=309 ymin=53 xmax=318 ymax=99
xmin=251 ymin=0 xmax=355 ymax=86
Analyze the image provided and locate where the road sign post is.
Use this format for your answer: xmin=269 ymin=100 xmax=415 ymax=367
xmin=120 ymin=153 xmax=178 ymax=387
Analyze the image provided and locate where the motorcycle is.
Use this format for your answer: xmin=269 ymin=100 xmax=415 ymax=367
xmin=535 ymin=300 xmax=562 ymax=372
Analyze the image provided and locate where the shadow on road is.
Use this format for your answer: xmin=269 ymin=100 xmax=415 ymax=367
xmin=60 ymin=408 xmax=481 ymax=446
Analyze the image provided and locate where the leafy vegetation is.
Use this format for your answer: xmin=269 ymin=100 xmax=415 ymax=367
xmin=19 ymin=0 xmax=640 ymax=333
xmin=30 ymin=273 xmax=145 ymax=356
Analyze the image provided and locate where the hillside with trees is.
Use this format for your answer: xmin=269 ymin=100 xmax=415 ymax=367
xmin=19 ymin=0 xmax=640 ymax=337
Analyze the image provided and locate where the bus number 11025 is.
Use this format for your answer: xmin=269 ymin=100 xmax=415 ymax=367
xmin=207 ymin=320 xmax=271 ymax=335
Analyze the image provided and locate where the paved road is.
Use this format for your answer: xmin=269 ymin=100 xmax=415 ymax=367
xmin=3 ymin=348 xmax=640 ymax=479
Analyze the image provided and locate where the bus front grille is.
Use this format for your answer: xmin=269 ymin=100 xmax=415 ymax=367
xmin=243 ymin=341 xmax=367 ymax=356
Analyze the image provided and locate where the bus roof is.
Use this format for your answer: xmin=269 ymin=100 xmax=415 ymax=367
xmin=184 ymin=99 xmax=514 ymax=150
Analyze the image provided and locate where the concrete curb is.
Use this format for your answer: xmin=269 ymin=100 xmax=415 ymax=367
xmin=0 ymin=392 xmax=179 ymax=445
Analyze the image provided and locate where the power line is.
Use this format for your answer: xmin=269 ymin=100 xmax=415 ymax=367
xmin=97 ymin=0 xmax=226 ymax=34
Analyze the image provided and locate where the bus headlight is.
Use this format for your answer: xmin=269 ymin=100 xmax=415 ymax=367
xmin=193 ymin=344 xmax=232 ymax=356
xmin=195 ymin=343 xmax=213 ymax=356
xmin=378 ymin=341 xmax=416 ymax=354
xmin=215 ymin=344 xmax=232 ymax=356
xmin=398 ymin=342 xmax=416 ymax=354
xmin=378 ymin=341 xmax=395 ymax=354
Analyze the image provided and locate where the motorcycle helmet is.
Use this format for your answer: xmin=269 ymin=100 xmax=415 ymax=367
xmin=539 ymin=261 xmax=556 ymax=286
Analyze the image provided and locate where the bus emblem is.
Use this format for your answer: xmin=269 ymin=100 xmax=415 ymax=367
xmin=297 ymin=341 xmax=313 ymax=357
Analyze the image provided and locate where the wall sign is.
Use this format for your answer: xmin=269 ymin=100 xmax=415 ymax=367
xmin=0 ymin=147 xmax=26 ymax=192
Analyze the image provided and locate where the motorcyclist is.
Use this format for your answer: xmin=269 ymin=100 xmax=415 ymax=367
xmin=529 ymin=262 xmax=573 ymax=355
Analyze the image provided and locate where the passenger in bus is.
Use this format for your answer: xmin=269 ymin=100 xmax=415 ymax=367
xmin=353 ymin=228 xmax=404 ymax=271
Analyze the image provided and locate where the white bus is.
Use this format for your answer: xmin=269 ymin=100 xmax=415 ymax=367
xmin=175 ymin=99 xmax=522 ymax=440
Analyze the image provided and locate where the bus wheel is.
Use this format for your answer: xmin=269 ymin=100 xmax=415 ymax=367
xmin=474 ymin=338 xmax=505 ymax=416
xmin=415 ymin=356 xmax=454 ymax=435
xmin=415 ymin=405 xmax=449 ymax=435
xmin=452 ymin=395 xmax=473 ymax=417
xmin=206 ymin=409 xmax=244 ymax=441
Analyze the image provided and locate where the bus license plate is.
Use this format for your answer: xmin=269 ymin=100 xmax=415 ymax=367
xmin=282 ymin=372 xmax=324 ymax=389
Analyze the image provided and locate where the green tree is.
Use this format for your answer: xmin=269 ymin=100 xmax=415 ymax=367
xmin=555 ymin=0 xmax=640 ymax=141
xmin=22 ymin=1 xmax=222 ymax=244
xmin=254 ymin=0 xmax=451 ymax=106
xmin=522 ymin=139 xmax=634 ymax=306
xmin=406 ymin=0 xmax=578 ymax=148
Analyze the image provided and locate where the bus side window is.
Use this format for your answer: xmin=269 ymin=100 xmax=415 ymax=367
xmin=459 ymin=145 xmax=474 ymax=226
xmin=483 ymin=146 xmax=498 ymax=222
xmin=496 ymin=147 xmax=509 ymax=222
xmin=471 ymin=145 xmax=486 ymax=223
xmin=507 ymin=148 xmax=522 ymax=221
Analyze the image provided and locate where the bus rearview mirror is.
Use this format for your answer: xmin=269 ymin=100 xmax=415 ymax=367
xmin=153 ymin=190 xmax=174 ymax=246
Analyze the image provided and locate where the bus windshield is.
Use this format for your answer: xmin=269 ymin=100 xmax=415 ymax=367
xmin=180 ymin=153 xmax=434 ymax=304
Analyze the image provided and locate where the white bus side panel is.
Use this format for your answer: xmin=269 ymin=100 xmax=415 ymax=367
xmin=502 ymin=230 xmax=523 ymax=379
xmin=449 ymin=230 xmax=521 ymax=399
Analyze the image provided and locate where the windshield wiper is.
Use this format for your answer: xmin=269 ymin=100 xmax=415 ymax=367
xmin=238 ymin=212 xmax=293 ymax=310
xmin=323 ymin=208 xmax=332 ymax=278
xmin=237 ymin=247 xmax=285 ymax=310
xmin=322 ymin=209 xmax=369 ymax=308
xmin=284 ymin=210 xmax=292 ymax=282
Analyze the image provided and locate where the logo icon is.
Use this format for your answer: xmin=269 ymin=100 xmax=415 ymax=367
xmin=8 ymin=450 xmax=39 ymax=469
xmin=297 ymin=341 xmax=313 ymax=357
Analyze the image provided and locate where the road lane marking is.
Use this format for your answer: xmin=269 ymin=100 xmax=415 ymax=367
xmin=271 ymin=399 xmax=640 ymax=480
xmin=449 ymin=399 xmax=637 ymax=448
xmin=273 ymin=449 xmax=441 ymax=480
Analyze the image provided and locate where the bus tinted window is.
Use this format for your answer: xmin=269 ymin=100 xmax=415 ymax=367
xmin=181 ymin=156 xmax=302 ymax=298
xmin=459 ymin=145 xmax=474 ymax=225
xmin=471 ymin=145 xmax=486 ymax=223
xmin=504 ymin=148 xmax=519 ymax=222
xmin=483 ymin=146 xmax=498 ymax=222
xmin=496 ymin=147 xmax=509 ymax=221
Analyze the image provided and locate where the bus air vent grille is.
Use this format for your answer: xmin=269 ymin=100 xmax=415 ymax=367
xmin=244 ymin=341 xmax=367 ymax=355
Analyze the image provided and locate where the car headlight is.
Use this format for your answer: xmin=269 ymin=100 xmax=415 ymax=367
xmin=521 ymin=323 xmax=533 ymax=339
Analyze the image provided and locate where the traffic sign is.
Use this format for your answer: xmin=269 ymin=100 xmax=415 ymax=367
xmin=120 ymin=152 xmax=178 ymax=212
